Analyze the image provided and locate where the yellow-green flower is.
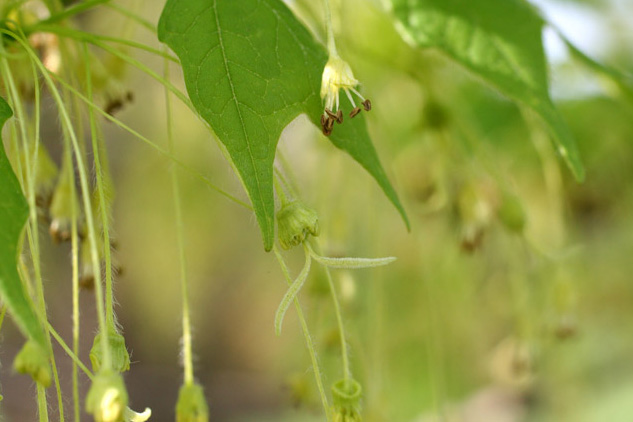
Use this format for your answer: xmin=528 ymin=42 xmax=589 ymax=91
xmin=320 ymin=54 xmax=371 ymax=136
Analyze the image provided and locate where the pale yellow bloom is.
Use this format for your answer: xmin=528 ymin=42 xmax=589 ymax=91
xmin=319 ymin=54 xmax=371 ymax=136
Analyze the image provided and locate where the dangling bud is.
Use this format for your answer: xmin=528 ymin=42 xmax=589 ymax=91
xmin=276 ymin=201 xmax=319 ymax=250
xmin=49 ymin=156 xmax=81 ymax=243
xmin=86 ymin=370 xmax=129 ymax=422
xmin=13 ymin=339 xmax=51 ymax=387
xmin=457 ymin=181 xmax=497 ymax=252
xmin=331 ymin=379 xmax=362 ymax=422
xmin=176 ymin=383 xmax=209 ymax=422
xmin=19 ymin=142 xmax=58 ymax=214
xmin=90 ymin=328 xmax=131 ymax=373
xmin=498 ymin=192 xmax=526 ymax=234
xmin=79 ymin=239 xmax=96 ymax=288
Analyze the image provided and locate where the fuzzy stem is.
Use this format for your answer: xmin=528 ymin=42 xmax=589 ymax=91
xmin=83 ymin=44 xmax=117 ymax=331
xmin=164 ymin=52 xmax=195 ymax=386
xmin=47 ymin=322 xmax=94 ymax=381
xmin=309 ymin=240 xmax=351 ymax=381
xmin=37 ymin=384 xmax=49 ymax=422
xmin=273 ymin=172 xmax=290 ymax=206
xmin=323 ymin=0 xmax=338 ymax=56
xmin=27 ymin=25 xmax=178 ymax=63
xmin=273 ymin=246 xmax=331 ymax=422
xmin=70 ymin=150 xmax=81 ymax=422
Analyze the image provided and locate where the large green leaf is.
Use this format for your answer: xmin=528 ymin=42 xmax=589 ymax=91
xmin=158 ymin=0 xmax=409 ymax=251
xmin=0 ymin=97 xmax=47 ymax=349
xmin=389 ymin=0 xmax=585 ymax=181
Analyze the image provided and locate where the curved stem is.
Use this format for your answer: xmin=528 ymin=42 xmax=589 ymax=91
xmin=165 ymin=51 xmax=195 ymax=386
xmin=323 ymin=0 xmax=337 ymax=56
xmin=273 ymin=246 xmax=331 ymax=422
xmin=309 ymin=240 xmax=351 ymax=381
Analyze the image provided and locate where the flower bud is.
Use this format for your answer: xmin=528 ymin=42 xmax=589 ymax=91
xmin=176 ymin=383 xmax=209 ymax=422
xmin=276 ymin=201 xmax=319 ymax=250
xmin=13 ymin=339 xmax=51 ymax=387
xmin=19 ymin=143 xmax=58 ymax=213
xmin=86 ymin=370 xmax=129 ymax=422
xmin=458 ymin=182 xmax=496 ymax=252
xmin=331 ymin=379 xmax=362 ymax=422
xmin=498 ymin=192 xmax=526 ymax=234
xmin=49 ymin=157 xmax=81 ymax=243
xmin=90 ymin=328 xmax=131 ymax=373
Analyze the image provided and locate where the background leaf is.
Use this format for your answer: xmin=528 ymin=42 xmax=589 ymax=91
xmin=389 ymin=0 xmax=585 ymax=181
xmin=158 ymin=0 xmax=409 ymax=251
xmin=0 ymin=97 xmax=47 ymax=349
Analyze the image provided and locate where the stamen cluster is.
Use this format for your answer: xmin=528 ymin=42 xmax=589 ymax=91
xmin=319 ymin=55 xmax=371 ymax=136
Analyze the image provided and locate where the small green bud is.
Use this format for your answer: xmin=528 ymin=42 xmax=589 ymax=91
xmin=458 ymin=182 xmax=495 ymax=252
xmin=13 ymin=340 xmax=51 ymax=387
xmin=276 ymin=201 xmax=319 ymax=250
xmin=331 ymin=379 xmax=362 ymax=422
xmin=86 ymin=370 xmax=129 ymax=422
xmin=90 ymin=328 xmax=131 ymax=373
xmin=49 ymin=157 xmax=81 ymax=243
xmin=498 ymin=192 xmax=526 ymax=233
xmin=19 ymin=143 xmax=58 ymax=212
xmin=176 ymin=383 xmax=209 ymax=422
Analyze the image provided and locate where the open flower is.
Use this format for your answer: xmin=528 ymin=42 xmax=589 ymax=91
xmin=320 ymin=54 xmax=371 ymax=136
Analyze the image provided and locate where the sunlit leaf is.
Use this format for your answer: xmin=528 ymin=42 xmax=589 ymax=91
xmin=0 ymin=97 xmax=47 ymax=350
xmin=389 ymin=0 xmax=585 ymax=181
xmin=158 ymin=0 xmax=409 ymax=251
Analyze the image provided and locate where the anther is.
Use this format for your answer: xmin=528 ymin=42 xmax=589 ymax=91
xmin=335 ymin=110 xmax=343 ymax=124
xmin=349 ymin=107 xmax=361 ymax=118
xmin=362 ymin=99 xmax=372 ymax=111
xmin=321 ymin=116 xmax=334 ymax=136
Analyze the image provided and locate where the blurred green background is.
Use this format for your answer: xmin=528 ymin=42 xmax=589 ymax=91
xmin=2 ymin=0 xmax=633 ymax=421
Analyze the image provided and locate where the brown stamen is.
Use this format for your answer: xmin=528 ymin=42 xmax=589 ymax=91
xmin=362 ymin=99 xmax=372 ymax=111
xmin=325 ymin=109 xmax=338 ymax=120
xmin=322 ymin=115 xmax=334 ymax=136
xmin=350 ymin=107 xmax=361 ymax=118
xmin=335 ymin=110 xmax=343 ymax=124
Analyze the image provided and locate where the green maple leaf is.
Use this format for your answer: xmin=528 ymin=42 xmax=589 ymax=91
xmin=158 ymin=0 xmax=409 ymax=251
xmin=390 ymin=0 xmax=585 ymax=181
xmin=0 ymin=97 xmax=48 ymax=350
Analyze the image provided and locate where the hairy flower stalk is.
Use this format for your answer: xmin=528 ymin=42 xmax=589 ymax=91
xmin=319 ymin=0 xmax=371 ymax=136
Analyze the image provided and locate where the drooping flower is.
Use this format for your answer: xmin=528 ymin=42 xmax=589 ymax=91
xmin=320 ymin=54 xmax=371 ymax=136
xmin=331 ymin=378 xmax=363 ymax=422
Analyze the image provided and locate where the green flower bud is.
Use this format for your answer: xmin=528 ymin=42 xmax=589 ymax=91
xmin=90 ymin=328 xmax=131 ymax=373
xmin=86 ymin=370 xmax=129 ymax=422
xmin=498 ymin=192 xmax=526 ymax=234
xmin=276 ymin=201 xmax=319 ymax=250
xmin=19 ymin=143 xmax=58 ymax=212
xmin=176 ymin=383 xmax=209 ymax=422
xmin=458 ymin=182 xmax=495 ymax=252
xmin=13 ymin=339 xmax=51 ymax=387
xmin=49 ymin=157 xmax=81 ymax=243
xmin=331 ymin=379 xmax=362 ymax=422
